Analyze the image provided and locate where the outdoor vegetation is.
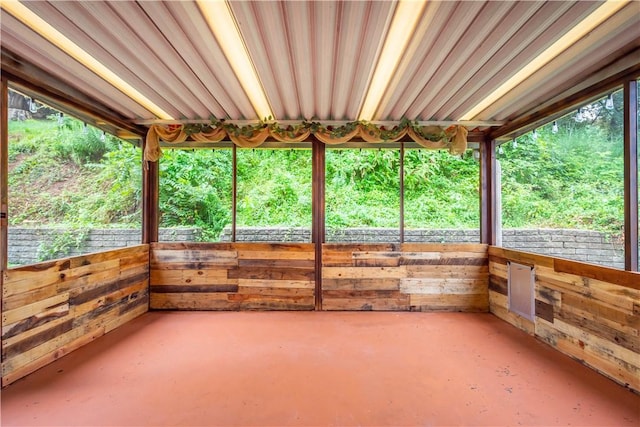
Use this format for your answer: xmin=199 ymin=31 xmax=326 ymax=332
xmin=7 ymin=92 xmax=626 ymax=246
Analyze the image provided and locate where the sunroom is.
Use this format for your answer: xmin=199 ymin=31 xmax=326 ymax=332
xmin=0 ymin=1 xmax=639 ymax=425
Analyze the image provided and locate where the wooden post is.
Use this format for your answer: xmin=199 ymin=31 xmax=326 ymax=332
xmin=624 ymin=80 xmax=638 ymax=271
xmin=232 ymin=145 xmax=237 ymax=242
xmin=1 ymin=77 xmax=8 ymax=365
xmin=480 ymin=138 xmax=497 ymax=245
xmin=142 ymin=140 xmax=159 ymax=243
xmin=312 ymin=139 xmax=325 ymax=310
xmin=400 ymin=143 xmax=405 ymax=244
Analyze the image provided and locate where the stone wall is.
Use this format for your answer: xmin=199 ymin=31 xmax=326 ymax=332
xmin=8 ymin=227 xmax=201 ymax=266
xmin=219 ymin=227 xmax=624 ymax=269
xmin=7 ymin=226 xmax=625 ymax=269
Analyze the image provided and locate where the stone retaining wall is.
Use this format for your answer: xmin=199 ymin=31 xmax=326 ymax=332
xmin=7 ymin=226 xmax=625 ymax=269
xmin=8 ymin=227 xmax=201 ymax=266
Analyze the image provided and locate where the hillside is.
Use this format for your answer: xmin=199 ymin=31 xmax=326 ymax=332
xmin=7 ymin=107 xmax=625 ymax=240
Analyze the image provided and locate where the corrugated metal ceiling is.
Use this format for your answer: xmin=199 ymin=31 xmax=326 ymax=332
xmin=1 ymin=0 xmax=639 ymax=134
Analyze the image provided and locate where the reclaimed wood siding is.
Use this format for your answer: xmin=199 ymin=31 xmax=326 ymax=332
xmin=1 ymin=245 xmax=149 ymax=386
xmin=489 ymin=246 xmax=640 ymax=393
xmin=322 ymin=243 xmax=489 ymax=311
xmin=150 ymin=243 xmax=315 ymax=310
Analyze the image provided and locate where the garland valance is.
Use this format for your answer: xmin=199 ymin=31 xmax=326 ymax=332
xmin=144 ymin=120 xmax=468 ymax=162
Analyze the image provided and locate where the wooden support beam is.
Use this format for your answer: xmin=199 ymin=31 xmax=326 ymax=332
xmin=2 ymin=51 xmax=146 ymax=138
xmin=624 ymin=79 xmax=638 ymax=271
xmin=312 ymin=140 xmax=325 ymax=311
xmin=490 ymin=62 xmax=640 ymax=141
xmin=400 ymin=143 xmax=405 ymax=244
xmin=142 ymin=146 xmax=159 ymax=244
xmin=232 ymin=145 xmax=237 ymax=242
xmin=1 ymin=78 xmax=8 ymax=270
xmin=480 ymin=138 xmax=497 ymax=245
xmin=1 ymin=77 xmax=7 ymax=366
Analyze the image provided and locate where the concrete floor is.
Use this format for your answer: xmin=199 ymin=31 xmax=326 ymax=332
xmin=1 ymin=312 xmax=638 ymax=426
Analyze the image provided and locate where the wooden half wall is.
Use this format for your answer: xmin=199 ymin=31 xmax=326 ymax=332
xmin=322 ymin=243 xmax=489 ymax=311
xmin=1 ymin=245 xmax=149 ymax=386
xmin=150 ymin=243 xmax=316 ymax=310
xmin=489 ymin=246 xmax=640 ymax=392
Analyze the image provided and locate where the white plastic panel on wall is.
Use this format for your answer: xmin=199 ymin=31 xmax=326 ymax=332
xmin=508 ymin=261 xmax=535 ymax=321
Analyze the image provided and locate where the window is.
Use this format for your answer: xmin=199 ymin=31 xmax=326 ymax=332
xmin=499 ymin=91 xmax=624 ymax=268
xmin=326 ymin=148 xmax=400 ymax=242
xmin=236 ymin=148 xmax=312 ymax=242
xmin=7 ymin=89 xmax=141 ymax=266
xmin=158 ymin=148 xmax=232 ymax=242
xmin=404 ymin=149 xmax=479 ymax=242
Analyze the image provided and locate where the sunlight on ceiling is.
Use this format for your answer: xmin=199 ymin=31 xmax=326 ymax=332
xmin=197 ymin=0 xmax=274 ymax=121
xmin=0 ymin=0 xmax=174 ymax=120
xmin=460 ymin=0 xmax=629 ymax=120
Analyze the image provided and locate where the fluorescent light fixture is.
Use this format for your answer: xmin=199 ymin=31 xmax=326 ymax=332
xmin=1 ymin=0 xmax=173 ymax=120
xmin=460 ymin=0 xmax=629 ymax=120
xmin=197 ymin=0 xmax=273 ymax=120
xmin=358 ymin=0 xmax=427 ymax=121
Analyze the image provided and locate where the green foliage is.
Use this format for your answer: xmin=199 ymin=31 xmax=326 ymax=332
xmin=6 ymin=95 xmax=629 ymax=241
xmin=37 ymin=228 xmax=89 ymax=261
xmin=236 ymin=149 xmax=312 ymax=227
xmin=8 ymin=117 xmax=141 ymax=228
xmin=500 ymin=111 xmax=624 ymax=235
xmin=159 ymin=149 xmax=232 ymax=240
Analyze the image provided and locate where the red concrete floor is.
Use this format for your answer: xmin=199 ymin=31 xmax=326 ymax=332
xmin=1 ymin=312 xmax=638 ymax=426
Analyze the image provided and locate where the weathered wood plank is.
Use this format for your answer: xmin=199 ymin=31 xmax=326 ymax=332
xmin=150 ymin=293 xmax=232 ymax=310
xmin=228 ymin=267 xmax=314 ymax=281
xmin=150 ymin=269 xmax=233 ymax=286
xmin=489 ymin=291 xmax=535 ymax=335
xmin=321 ymin=278 xmax=400 ymax=291
xmin=2 ymin=303 xmax=70 ymax=340
xmin=554 ymin=258 xmax=640 ymax=290
xmin=535 ymin=300 xmax=555 ymax=323
xmin=536 ymin=319 xmax=640 ymax=391
xmin=409 ymin=293 xmax=488 ymax=312
xmin=401 ymin=243 xmax=488 ymax=253
xmin=322 ymin=290 xmax=406 ymax=299
xmin=2 ymin=319 xmax=74 ymax=360
xmin=400 ymin=278 xmax=487 ymax=294
xmin=237 ymin=279 xmax=314 ymax=289
xmin=1 ymin=325 xmax=105 ymax=387
xmin=322 ymin=266 xmax=406 ymax=279
xmin=488 ymin=247 xmax=554 ymax=268
xmin=236 ymin=287 xmax=314 ymax=297
xmin=405 ymin=265 xmax=488 ymax=278
xmin=150 ymin=285 xmax=239 ymax=293
xmin=237 ymin=259 xmax=315 ymax=268
xmin=488 ymin=273 xmax=508 ymax=295
xmin=322 ymin=297 xmax=409 ymax=311
xmin=2 ymin=293 xmax=69 ymax=326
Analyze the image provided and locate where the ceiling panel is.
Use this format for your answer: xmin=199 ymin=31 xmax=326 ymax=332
xmin=1 ymin=0 xmax=637 ymax=134
xmin=0 ymin=14 xmax=149 ymax=118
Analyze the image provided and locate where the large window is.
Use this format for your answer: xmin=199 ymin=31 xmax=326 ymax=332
xmin=404 ymin=149 xmax=479 ymax=242
xmin=499 ymin=91 xmax=624 ymax=268
xmin=159 ymin=148 xmax=232 ymax=242
xmin=236 ymin=148 xmax=312 ymax=242
xmin=326 ymin=148 xmax=400 ymax=242
xmin=7 ymin=90 xmax=142 ymax=266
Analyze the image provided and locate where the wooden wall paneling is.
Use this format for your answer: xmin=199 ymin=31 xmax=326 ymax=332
xmin=1 ymin=245 xmax=149 ymax=386
xmin=487 ymin=246 xmax=640 ymax=393
xmin=321 ymin=243 xmax=489 ymax=312
xmin=149 ymin=242 xmax=315 ymax=311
